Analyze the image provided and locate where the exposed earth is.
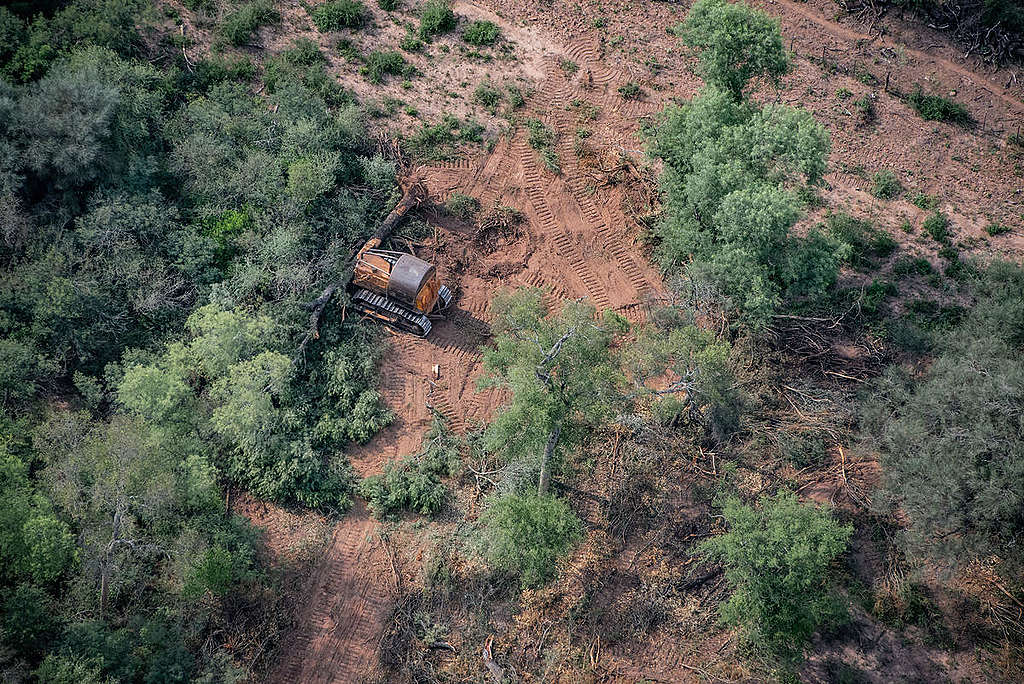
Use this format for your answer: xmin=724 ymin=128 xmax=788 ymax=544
xmin=198 ymin=0 xmax=1024 ymax=681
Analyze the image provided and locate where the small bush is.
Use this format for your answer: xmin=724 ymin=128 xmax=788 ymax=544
xmin=559 ymin=58 xmax=579 ymax=75
xmin=826 ymin=213 xmax=896 ymax=267
xmin=378 ymin=0 xmax=398 ymax=10
xmin=618 ymin=81 xmax=643 ymax=100
xmin=220 ymin=0 xmax=280 ymax=46
xmin=506 ymin=84 xmax=525 ymax=108
xmin=462 ymin=20 xmax=499 ymax=45
xmin=911 ymin=192 xmax=938 ymax=210
xmin=871 ymin=170 xmax=902 ymax=200
xmin=863 ymin=279 xmax=898 ymax=315
xmin=893 ymin=256 xmax=933 ymax=279
xmin=359 ymin=418 xmax=460 ymax=517
xmin=853 ymin=93 xmax=875 ymax=121
xmin=399 ymin=33 xmax=423 ymax=52
xmin=311 ymin=0 xmax=366 ymax=31
xmin=477 ymin=493 xmax=583 ymax=588
xmin=473 ymin=81 xmax=502 ymax=113
xmin=525 ymin=117 xmax=554 ymax=151
xmin=406 ymin=114 xmax=483 ymax=161
xmin=922 ymin=211 xmax=949 ymax=243
xmin=361 ymin=50 xmax=408 ymax=83
xmin=907 ymin=87 xmax=972 ymax=125
xmin=419 ymin=0 xmax=456 ymax=39
xmin=985 ymin=221 xmax=1010 ymax=236
xmin=445 ymin=192 xmax=479 ymax=219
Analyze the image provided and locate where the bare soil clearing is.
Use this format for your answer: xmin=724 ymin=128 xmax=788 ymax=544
xmin=237 ymin=1 xmax=1024 ymax=681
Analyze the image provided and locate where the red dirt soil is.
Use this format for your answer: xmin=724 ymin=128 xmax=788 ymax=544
xmin=265 ymin=0 xmax=1023 ymax=681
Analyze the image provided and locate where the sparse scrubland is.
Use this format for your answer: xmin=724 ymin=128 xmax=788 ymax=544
xmin=1 ymin=0 xmax=1022 ymax=682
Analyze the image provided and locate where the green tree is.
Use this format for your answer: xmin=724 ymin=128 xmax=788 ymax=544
xmin=700 ymin=491 xmax=852 ymax=657
xmin=864 ymin=263 xmax=1024 ymax=570
xmin=482 ymin=290 xmax=628 ymax=495
xmin=477 ymin=493 xmax=583 ymax=588
xmin=651 ymin=88 xmax=839 ymax=329
xmin=676 ymin=0 xmax=790 ymax=100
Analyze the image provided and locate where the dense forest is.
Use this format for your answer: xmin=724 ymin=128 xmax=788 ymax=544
xmin=1 ymin=0 xmax=1022 ymax=682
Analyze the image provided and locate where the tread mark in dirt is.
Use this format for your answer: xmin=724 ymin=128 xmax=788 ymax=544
xmin=273 ymin=507 xmax=387 ymax=684
xmin=513 ymin=135 xmax=612 ymax=310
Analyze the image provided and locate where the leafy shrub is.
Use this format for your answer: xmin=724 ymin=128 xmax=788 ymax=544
xmin=892 ymin=255 xmax=933 ymax=279
xmin=617 ymin=81 xmax=643 ymax=100
xmin=477 ymin=493 xmax=583 ymax=587
xmin=862 ymin=279 xmax=897 ymax=315
xmin=405 ymin=114 xmax=484 ymax=161
xmin=419 ymin=0 xmax=456 ymax=39
xmin=525 ymin=118 xmax=559 ymax=172
xmin=220 ymin=0 xmax=280 ymax=46
xmin=378 ymin=0 xmax=398 ymax=9
xmin=473 ymin=80 xmax=502 ymax=112
xmin=826 ymin=213 xmax=896 ymax=267
xmin=911 ymin=192 xmax=938 ymax=209
xmin=700 ymin=491 xmax=852 ymax=657
xmin=853 ymin=93 xmax=875 ymax=121
xmin=445 ymin=192 xmax=479 ymax=218
xmin=871 ymin=170 xmax=902 ymax=199
xmin=559 ymin=58 xmax=579 ymax=75
xmin=652 ymin=84 xmax=838 ymax=330
xmin=985 ymin=221 xmax=1010 ymax=236
xmin=462 ymin=20 xmax=499 ymax=45
xmin=907 ymin=87 xmax=972 ymax=125
xmin=922 ymin=211 xmax=949 ymax=243
xmin=311 ymin=0 xmax=366 ymax=31
xmin=864 ymin=266 xmax=1024 ymax=569
xmin=399 ymin=33 xmax=423 ymax=51
xmin=360 ymin=417 xmax=460 ymax=517
xmin=361 ymin=50 xmax=408 ymax=83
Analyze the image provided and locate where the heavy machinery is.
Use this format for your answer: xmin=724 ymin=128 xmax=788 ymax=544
xmin=301 ymin=180 xmax=452 ymax=345
xmin=345 ymin=180 xmax=452 ymax=337
xmin=349 ymin=238 xmax=453 ymax=336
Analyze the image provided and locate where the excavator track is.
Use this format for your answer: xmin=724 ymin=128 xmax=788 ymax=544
xmin=351 ymin=288 xmax=433 ymax=337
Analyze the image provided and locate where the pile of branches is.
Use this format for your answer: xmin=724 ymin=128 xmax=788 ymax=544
xmin=837 ymin=0 xmax=1024 ymax=64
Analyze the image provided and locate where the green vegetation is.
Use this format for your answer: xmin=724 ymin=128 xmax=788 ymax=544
xmin=477 ymin=493 xmax=583 ymax=587
xmin=311 ymin=0 xmax=367 ymax=31
xmin=462 ymin=20 xmax=500 ymax=46
xmin=911 ymin=192 xmax=939 ymax=209
xmin=362 ymin=49 xmax=410 ymax=83
xmin=482 ymin=289 xmax=733 ymax=496
xmin=525 ymin=117 xmax=559 ymax=172
xmin=826 ymin=213 xmax=896 ymax=268
xmin=360 ymin=418 xmax=461 ymax=517
xmin=378 ymin=0 xmax=399 ymax=9
xmin=617 ymin=81 xmax=643 ymax=100
xmin=221 ymin=0 xmax=281 ymax=45
xmin=405 ymin=114 xmax=484 ymax=161
xmin=473 ymin=80 xmax=502 ymax=113
xmin=985 ymin=221 xmax=1010 ymax=236
xmin=906 ymin=87 xmax=972 ymax=125
xmin=651 ymin=86 xmax=839 ymax=329
xmin=863 ymin=263 xmax=1024 ymax=569
xmin=0 ymin=3 xmax=400 ymax=677
xmin=700 ymin=491 xmax=852 ymax=657
xmin=675 ymin=0 xmax=790 ymax=100
xmin=871 ymin=169 xmax=902 ymax=199
xmin=419 ymin=0 xmax=457 ymax=39
xmin=445 ymin=192 xmax=480 ymax=218
xmin=922 ymin=211 xmax=950 ymax=243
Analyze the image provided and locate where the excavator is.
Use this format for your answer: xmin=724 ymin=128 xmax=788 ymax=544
xmin=347 ymin=181 xmax=452 ymax=337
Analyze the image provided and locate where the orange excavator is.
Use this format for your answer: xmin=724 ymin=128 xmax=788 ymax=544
xmin=348 ymin=181 xmax=452 ymax=336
